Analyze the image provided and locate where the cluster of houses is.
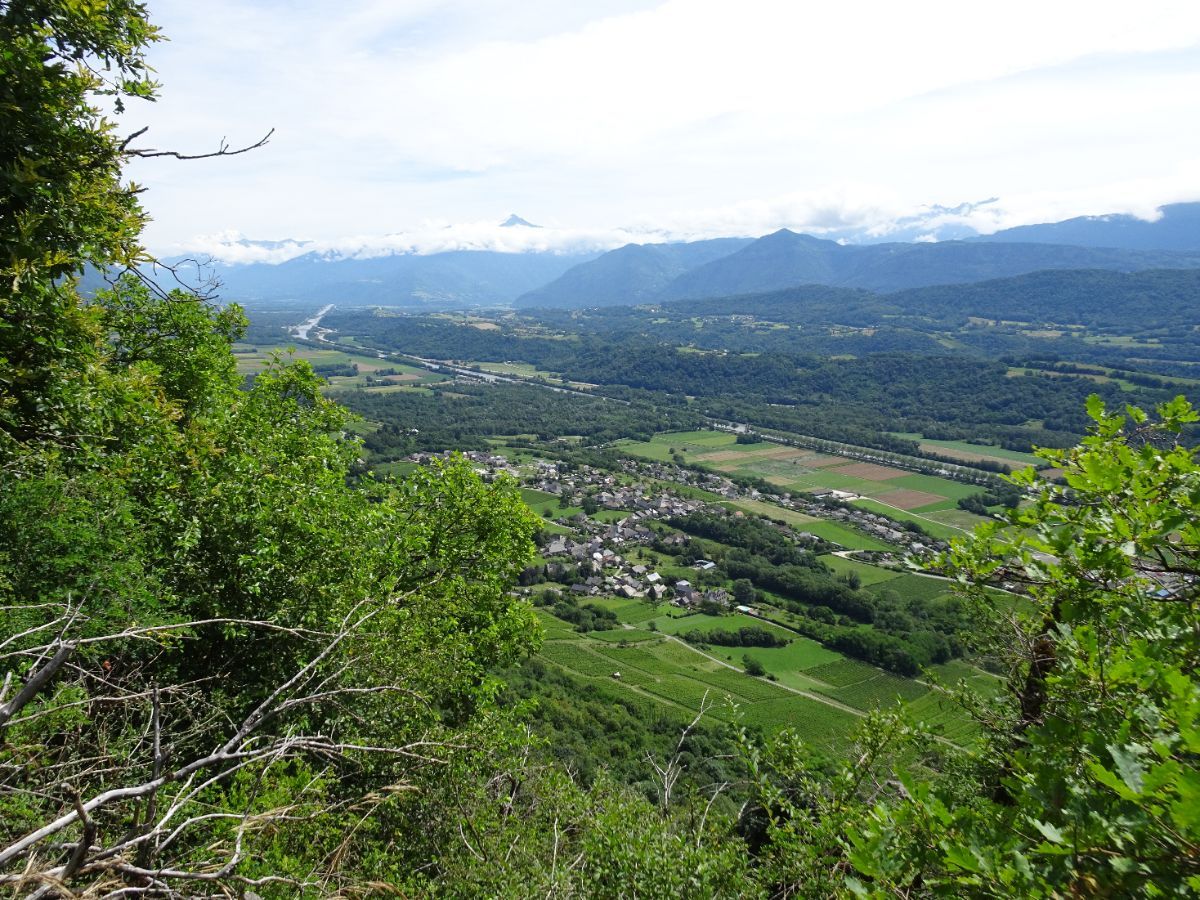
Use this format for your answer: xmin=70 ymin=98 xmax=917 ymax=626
xmin=775 ymin=492 xmax=943 ymax=554
xmin=547 ymin=550 xmax=743 ymax=613
xmin=408 ymin=450 xmax=522 ymax=481
xmin=410 ymin=446 xmax=944 ymax=566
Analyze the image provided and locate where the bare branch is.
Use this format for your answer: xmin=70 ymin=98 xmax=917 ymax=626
xmin=0 ymin=641 xmax=76 ymax=731
xmin=124 ymin=128 xmax=274 ymax=161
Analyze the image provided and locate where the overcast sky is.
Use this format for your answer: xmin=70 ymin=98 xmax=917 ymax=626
xmin=125 ymin=0 xmax=1200 ymax=261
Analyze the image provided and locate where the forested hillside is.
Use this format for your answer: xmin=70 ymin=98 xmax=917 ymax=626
xmin=3 ymin=4 xmax=1198 ymax=897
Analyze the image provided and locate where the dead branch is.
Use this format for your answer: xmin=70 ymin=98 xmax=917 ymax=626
xmin=123 ymin=128 xmax=274 ymax=161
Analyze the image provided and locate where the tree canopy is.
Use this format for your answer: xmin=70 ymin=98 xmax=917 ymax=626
xmin=0 ymin=2 xmax=541 ymax=894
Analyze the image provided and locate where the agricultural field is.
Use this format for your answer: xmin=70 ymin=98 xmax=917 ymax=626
xmin=536 ymin=625 xmax=863 ymax=746
xmin=866 ymin=573 xmax=957 ymax=604
xmin=614 ymin=429 xmax=756 ymax=462
xmin=468 ymin=360 xmax=562 ymax=380
xmin=820 ymin=554 xmax=903 ymax=586
xmin=847 ymin=499 xmax=968 ymax=541
xmin=620 ymin=431 xmax=991 ymax=540
xmin=650 ymin=611 xmax=793 ymax=639
xmin=533 ymin=599 xmax=983 ymax=752
xmin=723 ymin=499 xmax=893 ymax=552
xmin=891 ymin=433 xmax=1044 ymax=469
xmin=233 ymin=343 xmax=446 ymax=392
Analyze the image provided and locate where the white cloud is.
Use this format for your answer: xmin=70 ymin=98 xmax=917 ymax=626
xmin=125 ymin=0 xmax=1200 ymax=251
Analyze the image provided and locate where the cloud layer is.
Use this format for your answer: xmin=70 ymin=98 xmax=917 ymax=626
xmin=126 ymin=0 xmax=1200 ymax=254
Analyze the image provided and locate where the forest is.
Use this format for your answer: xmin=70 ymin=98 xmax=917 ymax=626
xmin=326 ymin=306 xmax=1191 ymax=452
xmin=1 ymin=4 xmax=1197 ymax=897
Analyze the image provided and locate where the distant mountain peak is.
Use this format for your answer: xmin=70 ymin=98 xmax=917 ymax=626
xmin=500 ymin=214 xmax=540 ymax=228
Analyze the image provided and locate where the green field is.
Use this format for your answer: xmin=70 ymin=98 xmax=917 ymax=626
xmin=799 ymin=519 xmax=896 ymax=551
xmin=820 ymin=554 xmax=903 ymax=586
xmin=928 ymin=660 xmax=1005 ymax=699
xmin=722 ymin=500 xmax=893 ymax=551
xmin=371 ymin=460 xmax=422 ymax=478
xmin=865 ymin=573 xmax=956 ymax=603
xmin=235 ymin=344 xmax=446 ymax=392
xmin=618 ymin=430 xmax=992 ymax=548
xmin=903 ymin=690 xmax=980 ymax=743
xmin=589 ymin=628 xmax=659 ymax=643
xmin=805 ymin=659 xmax=929 ymax=709
xmin=616 ymin=430 xmax=746 ymax=462
xmin=536 ymin=627 xmax=862 ymax=745
xmin=848 ymin=499 xmax=970 ymax=540
xmin=521 ymin=488 xmax=582 ymax=519
xmin=582 ymin=598 xmax=675 ymax=625
xmin=887 ymin=473 xmax=985 ymax=501
xmin=724 ymin=498 xmax=816 ymax=526
xmin=891 ymin=433 xmax=1044 ymax=468
xmin=535 ymin=599 xmax=993 ymax=752
xmin=652 ymin=611 xmax=793 ymax=639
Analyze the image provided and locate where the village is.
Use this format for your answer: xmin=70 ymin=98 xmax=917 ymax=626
xmin=405 ymin=447 xmax=949 ymax=613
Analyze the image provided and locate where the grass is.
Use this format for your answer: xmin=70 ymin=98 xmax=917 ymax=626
xmin=722 ymin=498 xmax=900 ymax=551
xmin=589 ymin=628 xmax=659 ymax=643
xmin=538 ymin=642 xmax=618 ymax=678
xmin=592 ymin=508 xmax=635 ymax=524
xmin=801 ymin=519 xmax=899 ymax=551
xmin=652 ymin=612 xmax=792 ymax=639
xmin=533 ymin=597 xmax=995 ymax=752
xmin=818 ymin=674 xmax=928 ymax=710
xmin=775 ymin=470 xmax=882 ymax=493
xmin=925 ymin=508 xmax=998 ymax=530
xmin=468 ymin=361 xmax=555 ymax=378
xmin=849 ymin=499 xmax=971 ymax=540
xmin=865 ymin=573 xmax=956 ymax=604
xmin=534 ymin=610 xmax=578 ymax=641
xmin=739 ymin=696 xmax=860 ymax=742
xmin=893 ymin=433 xmax=1043 ymax=467
xmin=725 ymin=498 xmax=816 ymax=526
xmin=886 ymin=473 xmax=985 ymax=501
xmin=715 ymin=642 xmax=839 ymax=693
xmin=238 ymin=344 xmax=447 ymax=390
xmin=902 ymin=691 xmax=979 ymax=743
xmin=928 ymin=660 xmax=1005 ymax=699
xmin=820 ymin=555 xmax=903 ymax=586
xmin=805 ymin=658 xmax=885 ymax=687
xmin=535 ymin=623 xmax=867 ymax=748
xmin=370 ymin=460 xmax=421 ymax=478
xmin=520 ymin=488 xmax=582 ymax=518
xmin=582 ymin=598 xmax=681 ymax=625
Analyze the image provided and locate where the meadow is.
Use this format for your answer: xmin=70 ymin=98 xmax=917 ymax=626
xmin=534 ymin=596 xmax=982 ymax=752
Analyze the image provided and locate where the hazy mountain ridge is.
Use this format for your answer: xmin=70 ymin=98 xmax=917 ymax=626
xmin=153 ymin=202 xmax=1200 ymax=310
xmin=191 ymin=248 xmax=602 ymax=307
xmin=522 ymin=229 xmax=1200 ymax=308
xmin=981 ymin=202 xmax=1200 ymax=251
xmin=516 ymin=237 xmax=754 ymax=307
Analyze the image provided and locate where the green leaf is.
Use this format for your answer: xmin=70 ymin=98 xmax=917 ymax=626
xmin=1108 ymin=744 xmax=1146 ymax=795
xmin=1031 ymin=820 xmax=1066 ymax=845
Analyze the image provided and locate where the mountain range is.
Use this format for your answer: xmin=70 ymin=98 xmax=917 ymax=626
xmin=177 ymin=202 xmax=1200 ymax=310
xmin=181 ymin=247 xmax=600 ymax=307
xmin=520 ymin=225 xmax=1200 ymax=308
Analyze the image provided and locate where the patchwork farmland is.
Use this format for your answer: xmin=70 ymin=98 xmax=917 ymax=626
xmin=618 ymin=430 xmax=996 ymax=539
xmin=533 ymin=593 xmax=985 ymax=754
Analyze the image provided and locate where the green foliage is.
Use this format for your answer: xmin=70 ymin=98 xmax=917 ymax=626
xmin=0 ymin=4 xmax=543 ymax=893
xmin=845 ymin=396 xmax=1200 ymax=895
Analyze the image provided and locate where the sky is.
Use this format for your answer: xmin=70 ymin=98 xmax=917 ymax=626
xmin=124 ymin=0 xmax=1200 ymax=263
